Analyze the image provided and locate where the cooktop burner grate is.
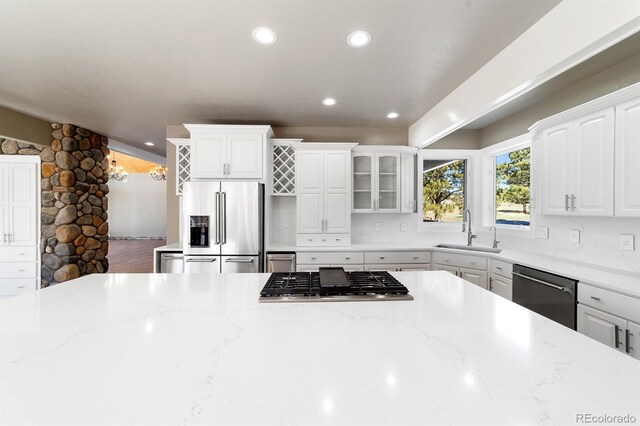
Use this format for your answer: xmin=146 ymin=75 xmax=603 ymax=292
xmin=259 ymin=271 xmax=413 ymax=302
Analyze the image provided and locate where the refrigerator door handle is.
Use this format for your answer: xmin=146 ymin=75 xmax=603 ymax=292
xmin=215 ymin=192 xmax=221 ymax=244
xmin=221 ymin=192 xmax=227 ymax=244
xmin=225 ymin=257 xmax=254 ymax=263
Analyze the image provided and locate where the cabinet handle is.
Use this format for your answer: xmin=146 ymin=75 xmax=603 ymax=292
xmin=489 ymin=277 xmax=493 ymax=291
xmin=565 ymin=194 xmax=569 ymax=211
xmin=311 ymin=257 xmax=316 ymax=260
xmin=590 ymin=296 xmax=601 ymax=301
xmin=444 ymin=258 xmax=450 ymax=262
xmin=17 ymin=269 xmax=25 ymax=272
xmin=413 ymin=256 xmax=418 ymax=260
xmin=614 ymin=325 xmax=621 ymax=348
xmin=626 ymin=329 xmax=631 ymax=353
xmin=571 ymin=194 xmax=576 ymax=211
xmin=379 ymin=256 xmax=385 ymax=260
xmin=496 ymin=266 xmax=503 ymax=270
xmin=17 ymin=285 xmax=24 ymax=288
xmin=345 ymin=257 xmax=350 ymax=260
xmin=470 ymin=261 xmax=476 ymax=265
xmin=18 ymin=252 xmax=25 ymax=256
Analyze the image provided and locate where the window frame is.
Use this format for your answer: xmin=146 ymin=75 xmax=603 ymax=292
xmin=419 ymin=149 xmax=479 ymax=232
xmin=480 ymin=134 xmax=533 ymax=236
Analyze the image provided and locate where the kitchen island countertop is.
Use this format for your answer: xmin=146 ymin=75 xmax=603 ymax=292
xmin=2 ymin=271 xmax=638 ymax=425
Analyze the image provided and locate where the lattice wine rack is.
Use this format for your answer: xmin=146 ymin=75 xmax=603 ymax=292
xmin=272 ymin=144 xmax=296 ymax=195
xmin=176 ymin=144 xmax=191 ymax=196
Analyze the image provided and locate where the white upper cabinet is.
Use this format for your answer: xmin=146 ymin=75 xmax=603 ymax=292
xmin=533 ymin=83 xmax=640 ymax=217
xmin=352 ymin=147 xmax=417 ymax=213
xmin=538 ymin=107 xmax=614 ymax=216
xmin=185 ymin=125 xmax=273 ymax=180
xmin=296 ymin=144 xmax=356 ymax=246
xmin=615 ymin=97 xmax=640 ymax=217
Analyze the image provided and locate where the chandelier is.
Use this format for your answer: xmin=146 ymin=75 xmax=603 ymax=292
xmin=109 ymin=153 xmax=128 ymax=182
xmin=150 ymin=165 xmax=167 ymax=181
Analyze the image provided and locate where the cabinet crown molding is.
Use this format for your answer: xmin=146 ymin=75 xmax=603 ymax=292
xmin=529 ymin=81 xmax=640 ymax=134
xmin=183 ymin=124 xmax=274 ymax=136
xmin=353 ymin=145 xmax=418 ymax=154
xmin=294 ymin=142 xmax=358 ymax=150
xmin=166 ymin=138 xmax=189 ymax=146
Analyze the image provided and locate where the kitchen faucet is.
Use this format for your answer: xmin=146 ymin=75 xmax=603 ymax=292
xmin=462 ymin=208 xmax=476 ymax=246
xmin=489 ymin=225 xmax=500 ymax=249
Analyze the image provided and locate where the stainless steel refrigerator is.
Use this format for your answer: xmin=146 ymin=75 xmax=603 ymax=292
xmin=182 ymin=181 xmax=264 ymax=273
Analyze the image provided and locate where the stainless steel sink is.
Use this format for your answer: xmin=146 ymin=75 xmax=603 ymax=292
xmin=435 ymin=243 xmax=502 ymax=254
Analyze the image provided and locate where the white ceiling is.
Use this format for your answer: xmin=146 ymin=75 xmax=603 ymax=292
xmin=0 ymin=0 xmax=559 ymax=156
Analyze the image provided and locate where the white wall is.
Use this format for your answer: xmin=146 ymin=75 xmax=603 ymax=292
xmin=108 ymin=174 xmax=167 ymax=238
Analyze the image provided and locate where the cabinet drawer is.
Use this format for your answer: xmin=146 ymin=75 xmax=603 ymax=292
xmin=397 ymin=264 xmax=431 ymax=271
xmin=0 ymin=262 xmax=37 ymax=278
xmin=365 ymin=251 xmax=430 ymax=264
xmin=297 ymin=264 xmax=330 ymax=272
xmin=296 ymin=251 xmax=364 ymax=265
xmin=578 ymin=283 xmax=640 ymax=324
xmin=491 ymin=259 xmax=512 ymax=278
xmin=296 ymin=234 xmax=351 ymax=247
xmin=0 ymin=278 xmax=37 ymax=296
xmin=364 ymin=264 xmax=398 ymax=272
xmin=0 ymin=246 xmax=37 ymax=262
xmin=433 ymin=252 xmax=487 ymax=270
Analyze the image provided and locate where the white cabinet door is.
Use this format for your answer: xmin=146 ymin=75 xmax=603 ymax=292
xmin=400 ymin=153 xmax=416 ymax=213
xmin=296 ymin=151 xmax=324 ymax=234
xmin=191 ymin=133 xmax=227 ymax=179
xmin=325 ymin=151 xmax=351 ymax=191
xmin=460 ymin=268 xmax=488 ymax=289
xmin=297 ymin=151 xmax=323 ymax=192
xmin=0 ymin=164 xmax=8 ymax=247
xmin=376 ymin=153 xmax=400 ymax=212
xmin=628 ymin=321 xmax=640 ymax=360
xmin=541 ymin=122 xmax=573 ymax=215
xmin=325 ymin=193 xmax=350 ymax=233
xmin=297 ymin=193 xmax=323 ymax=234
xmin=615 ymin=98 xmax=640 ymax=217
xmin=577 ymin=304 xmax=627 ymax=354
xmin=434 ymin=265 xmax=459 ymax=276
xmin=353 ymin=153 xmax=374 ymax=212
xmin=572 ymin=108 xmax=614 ymax=216
xmin=10 ymin=163 xmax=37 ymax=246
xmin=227 ymin=133 xmax=263 ymax=179
xmin=490 ymin=274 xmax=512 ymax=300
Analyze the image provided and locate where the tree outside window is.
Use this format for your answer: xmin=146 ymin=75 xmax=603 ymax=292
xmin=496 ymin=147 xmax=530 ymax=226
xmin=423 ymin=159 xmax=465 ymax=222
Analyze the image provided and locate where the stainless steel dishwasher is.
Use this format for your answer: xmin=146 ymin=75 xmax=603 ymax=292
xmin=266 ymin=252 xmax=296 ymax=272
xmin=160 ymin=253 xmax=184 ymax=273
xmin=512 ymin=264 xmax=578 ymax=329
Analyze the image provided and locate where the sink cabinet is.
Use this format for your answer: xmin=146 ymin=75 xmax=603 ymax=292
xmin=433 ymin=252 xmax=488 ymax=289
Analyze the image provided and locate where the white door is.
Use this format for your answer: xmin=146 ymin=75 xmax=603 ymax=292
xmin=227 ymin=133 xmax=263 ymax=179
xmin=615 ymin=98 xmax=640 ymax=217
xmin=572 ymin=108 xmax=614 ymax=216
xmin=191 ymin=133 xmax=227 ymax=179
xmin=628 ymin=321 xmax=640 ymax=360
xmin=489 ymin=274 xmax=512 ymax=300
xmin=541 ymin=122 xmax=573 ymax=215
xmin=400 ymin=153 xmax=416 ymax=213
xmin=0 ymin=164 xmax=8 ymax=246
xmin=324 ymin=151 xmax=351 ymax=233
xmin=9 ymin=163 xmax=37 ymax=246
xmin=296 ymin=151 xmax=323 ymax=233
xmin=434 ymin=265 xmax=459 ymax=276
xmin=352 ymin=153 xmax=374 ymax=212
xmin=460 ymin=268 xmax=488 ymax=289
xmin=376 ymin=153 xmax=400 ymax=212
xmin=577 ymin=304 xmax=627 ymax=354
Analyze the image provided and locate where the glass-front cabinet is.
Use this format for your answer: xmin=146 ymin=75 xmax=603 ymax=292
xmin=352 ymin=150 xmax=401 ymax=213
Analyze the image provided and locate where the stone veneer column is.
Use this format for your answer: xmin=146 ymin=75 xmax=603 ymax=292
xmin=0 ymin=123 xmax=110 ymax=287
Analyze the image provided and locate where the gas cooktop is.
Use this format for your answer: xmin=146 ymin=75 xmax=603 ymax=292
xmin=259 ymin=269 xmax=413 ymax=303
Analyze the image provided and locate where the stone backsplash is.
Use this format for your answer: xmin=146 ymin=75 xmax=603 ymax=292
xmin=0 ymin=123 xmax=110 ymax=287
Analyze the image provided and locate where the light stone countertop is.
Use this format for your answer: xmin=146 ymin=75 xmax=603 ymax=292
xmin=154 ymin=242 xmax=640 ymax=299
xmin=1 ymin=271 xmax=639 ymax=426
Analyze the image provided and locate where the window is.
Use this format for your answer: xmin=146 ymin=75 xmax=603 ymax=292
xmin=423 ymin=159 xmax=466 ymax=222
xmin=495 ymin=147 xmax=530 ymax=227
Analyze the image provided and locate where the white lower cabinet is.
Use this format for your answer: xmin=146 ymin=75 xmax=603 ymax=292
xmin=364 ymin=251 xmax=431 ymax=272
xmin=489 ymin=259 xmax=513 ymax=300
xmin=433 ymin=252 xmax=488 ymax=289
xmin=577 ymin=283 xmax=640 ymax=360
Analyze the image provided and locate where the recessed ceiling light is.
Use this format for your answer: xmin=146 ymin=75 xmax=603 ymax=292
xmin=347 ymin=30 xmax=371 ymax=48
xmin=386 ymin=112 xmax=399 ymax=119
xmin=252 ymin=27 xmax=277 ymax=45
xmin=144 ymin=141 xmax=155 ymax=146
xmin=322 ymin=98 xmax=337 ymax=106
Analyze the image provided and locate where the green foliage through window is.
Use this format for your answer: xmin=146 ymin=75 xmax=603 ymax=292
xmin=496 ymin=147 xmax=530 ymax=226
xmin=423 ymin=160 xmax=465 ymax=222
